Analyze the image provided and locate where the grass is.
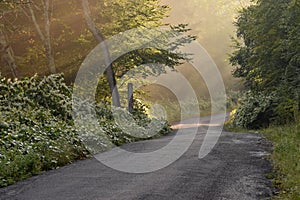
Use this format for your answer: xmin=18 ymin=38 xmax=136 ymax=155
xmin=261 ymin=123 xmax=300 ymax=200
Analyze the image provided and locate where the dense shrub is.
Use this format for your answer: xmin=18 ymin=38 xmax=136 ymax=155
xmin=0 ymin=74 xmax=86 ymax=186
xmin=230 ymin=91 xmax=298 ymax=129
xmin=0 ymin=73 xmax=170 ymax=187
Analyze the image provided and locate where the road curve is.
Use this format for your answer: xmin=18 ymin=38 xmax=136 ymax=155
xmin=0 ymin=115 xmax=274 ymax=200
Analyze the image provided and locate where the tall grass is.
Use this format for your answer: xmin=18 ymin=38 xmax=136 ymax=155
xmin=262 ymin=124 xmax=300 ymax=200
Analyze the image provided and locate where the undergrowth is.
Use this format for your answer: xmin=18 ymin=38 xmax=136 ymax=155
xmin=0 ymin=73 xmax=170 ymax=187
xmin=262 ymin=124 xmax=300 ymax=200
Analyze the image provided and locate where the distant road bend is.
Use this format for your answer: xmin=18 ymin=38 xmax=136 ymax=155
xmin=0 ymin=115 xmax=274 ymax=200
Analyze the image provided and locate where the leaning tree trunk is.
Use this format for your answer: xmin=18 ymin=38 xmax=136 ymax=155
xmin=81 ymin=0 xmax=121 ymax=107
xmin=0 ymin=29 xmax=19 ymax=78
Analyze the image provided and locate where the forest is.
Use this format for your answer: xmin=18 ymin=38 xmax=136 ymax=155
xmin=0 ymin=0 xmax=299 ymax=199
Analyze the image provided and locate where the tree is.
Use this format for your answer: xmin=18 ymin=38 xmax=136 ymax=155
xmin=80 ymin=0 xmax=195 ymax=106
xmin=0 ymin=28 xmax=19 ymax=78
xmin=0 ymin=1 xmax=20 ymax=78
xmin=0 ymin=0 xmax=195 ymax=106
xmin=230 ymin=0 xmax=300 ymax=126
xmin=0 ymin=0 xmax=83 ymax=77
xmin=21 ymin=0 xmax=56 ymax=73
xmin=82 ymin=0 xmax=120 ymax=107
xmin=231 ymin=0 xmax=300 ymax=92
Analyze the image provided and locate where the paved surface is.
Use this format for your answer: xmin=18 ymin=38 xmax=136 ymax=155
xmin=0 ymin=116 xmax=274 ymax=200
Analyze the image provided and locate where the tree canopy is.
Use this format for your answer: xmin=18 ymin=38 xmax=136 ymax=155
xmin=230 ymin=0 xmax=300 ymax=94
xmin=230 ymin=0 xmax=300 ymax=128
xmin=0 ymin=0 xmax=195 ymax=103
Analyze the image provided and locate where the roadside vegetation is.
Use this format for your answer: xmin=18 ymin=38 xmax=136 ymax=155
xmin=1 ymin=0 xmax=299 ymax=198
xmin=227 ymin=0 xmax=300 ymax=199
xmin=0 ymin=0 xmax=187 ymax=187
xmin=0 ymin=73 xmax=171 ymax=187
xmin=262 ymin=124 xmax=300 ymax=199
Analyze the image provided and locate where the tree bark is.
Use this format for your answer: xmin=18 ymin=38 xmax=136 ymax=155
xmin=81 ymin=0 xmax=121 ymax=107
xmin=27 ymin=0 xmax=56 ymax=74
xmin=43 ymin=0 xmax=56 ymax=74
xmin=0 ymin=29 xmax=20 ymax=78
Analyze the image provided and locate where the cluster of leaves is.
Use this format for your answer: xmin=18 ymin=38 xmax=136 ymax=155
xmin=229 ymin=91 xmax=298 ymax=129
xmin=230 ymin=0 xmax=300 ymax=128
xmin=94 ymin=100 xmax=171 ymax=147
xmin=0 ymin=73 xmax=170 ymax=187
xmin=0 ymin=73 xmax=85 ymax=186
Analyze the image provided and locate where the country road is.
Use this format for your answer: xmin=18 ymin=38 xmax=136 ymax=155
xmin=0 ymin=115 xmax=274 ymax=200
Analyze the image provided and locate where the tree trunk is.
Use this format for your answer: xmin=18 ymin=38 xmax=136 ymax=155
xmin=128 ymin=83 xmax=134 ymax=113
xmin=44 ymin=0 xmax=56 ymax=74
xmin=81 ymin=0 xmax=121 ymax=107
xmin=27 ymin=1 xmax=56 ymax=74
xmin=0 ymin=29 xmax=19 ymax=78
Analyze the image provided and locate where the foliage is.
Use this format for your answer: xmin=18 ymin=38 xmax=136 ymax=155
xmin=0 ymin=73 xmax=170 ymax=187
xmin=230 ymin=91 xmax=277 ymax=129
xmin=230 ymin=0 xmax=300 ymax=92
xmin=1 ymin=0 xmax=195 ymax=92
xmin=262 ymin=124 xmax=300 ymax=200
xmin=0 ymin=74 xmax=85 ymax=187
xmin=88 ymin=0 xmax=196 ymax=99
xmin=94 ymin=100 xmax=171 ymax=147
xmin=229 ymin=0 xmax=300 ymax=128
xmin=229 ymin=91 xmax=298 ymax=129
xmin=225 ymin=89 xmax=241 ymax=110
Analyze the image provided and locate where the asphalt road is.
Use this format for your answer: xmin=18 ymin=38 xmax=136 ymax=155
xmin=0 ymin=116 xmax=274 ymax=200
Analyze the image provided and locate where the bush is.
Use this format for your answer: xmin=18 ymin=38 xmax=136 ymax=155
xmin=0 ymin=74 xmax=87 ymax=187
xmin=0 ymin=73 xmax=170 ymax=187
xmin=230 ymin=91 xmax=298 ymax=129
xmin=230 ymin=91 xmax=276 ymax=129
xmin=95 ymin=100 xmax=170 ymax=147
